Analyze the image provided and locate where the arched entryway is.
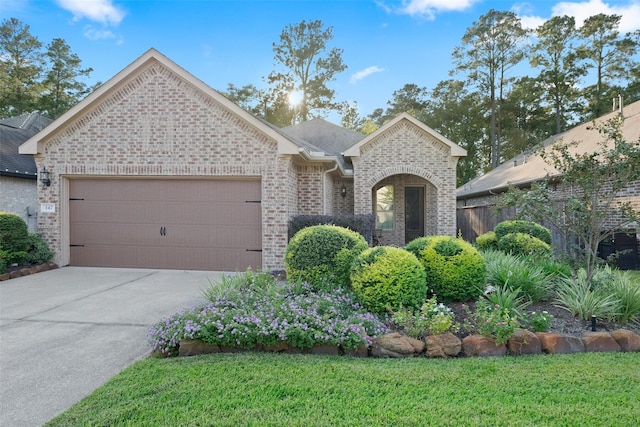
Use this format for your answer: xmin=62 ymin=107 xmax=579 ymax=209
xmin=372 ymin=174 xmax=438 ymax=247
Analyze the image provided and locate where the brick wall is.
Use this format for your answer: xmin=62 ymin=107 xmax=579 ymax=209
xmin=0 ymin=176 xmax=38 ymax=231
xmin=37 ymin=61 xmax=294 ymax=270
xmin=352 ymin=120 xmax=459 ymax=246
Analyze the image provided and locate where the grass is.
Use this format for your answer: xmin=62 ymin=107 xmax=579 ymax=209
xmin=46 ymin=352 xmax=640 ymax=427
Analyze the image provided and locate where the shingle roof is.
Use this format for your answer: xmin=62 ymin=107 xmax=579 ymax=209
xmin=280 ymin=118 xmax=365 ymax=171
xmin=0 ymin=113 xmax=53 ymax=179
xmin=456 ymin=100 xmax=640 ymax=199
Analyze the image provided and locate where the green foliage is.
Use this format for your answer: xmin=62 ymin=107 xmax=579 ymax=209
xmin=391 ymin=296 xmax=457 ymax=338
xmin=287 ymin=214 xmax=376 ymax=244
xmin=528 ymin=311 xmax=554 ymax=332
xmin=25 ymin=232 xmax=54 ymax=264
xmin=350 ymin=246 xmax=426 ymax=314
xmin=483 ymin=284 xmax=531 ymax=321
xmin=476 ymin=231 xmax=498 ymax=251
xmin=601 ymin=270 xmax=640 ymax=323
xmin=494 ymin=220 xmax=552 ymax=245
xmin=553 ymin=269 xmax=620 ymax=320
xmin=405 ymin=236 xmax=486 ymax=302
xmin=497 ymin=232 xmax=552 ymax=258
xmin=201 ymin=269 xmax=279 ymax=302
xmin=464 ymin=299 xmax=520 ymax=345
xmin=285 ymin=225 xmax=368 ymax=289
xmin=483 ymin=250 xmax=555 ymax=302
xmin=0 ymin=212 xmax=29 ymax=254
xmin=0 ymin=248 xmax=7 ymax=274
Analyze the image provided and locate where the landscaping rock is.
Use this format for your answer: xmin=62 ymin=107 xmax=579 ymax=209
xmin=425 ymin=333 xmax=462 ymax=358
xmin=536 ymin=333 xmax=585 ymax=354
xmin=9 ymin=270 xmax=23 ymax=279
xmin=507 ymin=329 xmax=541 ymax=356
xmin=582 ymin=332 xmax=621 ymax=352
xmin=0 ymin=273 xmax=10 ymax=281
xmin=462 ymin=335 xmax=507 ymax=357
xmin=371 ymin=332 xmax=424 ymax=358
xmin=178 ymin=340 xmax=220 ymax=357
xmin=610 ymin=329 xmax=640 ymax=352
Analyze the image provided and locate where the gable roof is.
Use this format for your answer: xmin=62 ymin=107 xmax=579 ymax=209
xmin=19 ymin=48 xmax=301 ymax=156
xmin=1 ymin=112 xmax=53 ymax=179
xmin=343 ymin=112 xmax=467 ymax=158
xmin=457 ymin=100 xmax=640 ymax=200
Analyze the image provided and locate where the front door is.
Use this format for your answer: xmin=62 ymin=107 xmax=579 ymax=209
xmin=405 ymin=186 xmax=424 ymax=244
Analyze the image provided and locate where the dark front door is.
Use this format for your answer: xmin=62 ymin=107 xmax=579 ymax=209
xmin=405 ymin=186 xmax=424 ymax=244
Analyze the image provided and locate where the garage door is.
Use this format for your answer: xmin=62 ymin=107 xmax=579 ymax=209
xmin=69 ymin=179 xmax=262 ymax=271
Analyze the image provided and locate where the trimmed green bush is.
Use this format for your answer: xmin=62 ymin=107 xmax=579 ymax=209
xmin=405 ymin=236 xmax=486 ymax=303
xmin=494 ymin=220 xmax=552 ymax=245
xmin=0 ymin=248 xmax=7 ymax=274
xmin=497 ymin=232 xmax=552 ymax=257
xmin=350 ymin=246 xmax=426 ymax=314
xmin=476 ymin=231 xmax=498 ymax=251
xmin=25 ymin=232 xmax=54 ymax=265
xmin=285 ymin=225 xmax=368 ymax=288
xmin=0 ymin=212 xmax=29 ymax=255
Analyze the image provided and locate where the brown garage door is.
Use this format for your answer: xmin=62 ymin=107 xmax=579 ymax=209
xmin=69 ymin=179 xmax=262 ymax=271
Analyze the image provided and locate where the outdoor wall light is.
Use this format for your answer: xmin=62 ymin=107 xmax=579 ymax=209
xmin=39 ymin=167 xmax=51 ymax=188
xmin=341 ymin=184 xmax=347 ymax=198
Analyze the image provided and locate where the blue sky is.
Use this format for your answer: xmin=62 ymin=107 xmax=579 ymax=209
xmin=4 ymin=0 xmax=640 ymax=123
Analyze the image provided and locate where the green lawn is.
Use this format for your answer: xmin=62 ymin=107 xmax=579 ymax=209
xmin=46 ymin=352 xmax=640 ymax=427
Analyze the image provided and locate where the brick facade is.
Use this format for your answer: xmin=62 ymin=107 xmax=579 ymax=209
xmin=0 ymin=177 xmax=38 ymax=231
xmin=351 ymin=120 xmax=460 ymax=246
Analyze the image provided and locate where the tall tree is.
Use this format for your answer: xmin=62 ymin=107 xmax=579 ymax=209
xmin=40 ymin=38 xmax=93 ymax=118
xmin=531 ymin=16 xmax=586 ymax=134
xmin=267 ymin=20 xmax=347 ymax=125
xmin=420 ymin=79 xmax=487 ymax=185
xmin=452 ymin=9 xmax=529 ymax=169
xmin=578 ymin=14 xmax=638 ymax=118
xmin=0 ymin=18 xmax=43 ymax=117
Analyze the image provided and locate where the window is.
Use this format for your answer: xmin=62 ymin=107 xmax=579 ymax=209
xmin=376 ymin=185 xmax=394 ymax=230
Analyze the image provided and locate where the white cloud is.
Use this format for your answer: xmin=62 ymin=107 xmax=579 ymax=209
xmin=552 ymin=0 xmax=640 ymax=32
xmin=350 ymin=66 xmax=385 ymax=84
xmin=56 ymin=0 xmax=126 ymax=26
xmin=512 ymin=2 xmax=547 ymax=29
xmin=395 ymin=0 xmax=479 ymax=19
xmin=83 ymin=25 xmax=116 ymax=40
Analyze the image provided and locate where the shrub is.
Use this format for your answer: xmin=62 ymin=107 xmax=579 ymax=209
xmin=602 ymin=270 xmax=640 ymax=323
xmin=553 ymin=269 xmax=620 ymax=320
xmin=483 ymin=284 xmax=531 ymax=321
xmin=528 ymin=311 xmax=554 ymax=332
xmin=463 ymin=299 xmax=519 ymax=345
xmin=25 ymin=233 xmax=54 ymax=265
xmin=391 ymin=296 xmax=457 ymax=338
xmin=285 ymin=225 xmax=368 ymax=289
xmin=497 ymin=232 xmax=552 ymax=257
xmin=0 ymin=212 xmax=29 ymax=255
xmin=288 ymin=214 xmax=376 ymax=244
xmin=350 ymin=246 xmax=426 ymax=314
xmin=484 ymin=250 xmax=554 ymax=302
xmin=476 ymin=231 xmax=498 ymax=251
xmin=405 ymin=236 xmax=486 ymax=303
xmin=494 ymin=220 xmax=552 ymax=245
xmin=0 ymin=248 xmax=7 ymax=274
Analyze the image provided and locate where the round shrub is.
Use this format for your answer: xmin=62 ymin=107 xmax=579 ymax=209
xmin=497 ymin=232 xmax=552 ymax=257
xmin=475 ymin=231 xmax=498 ymax=251
xmin=0 ymin=212 xmax=29 ymax=255
xmin=405 ymin=236 xmax=486 ymax=303
xmin=350 ymin=246 xmax=426 ymax=314
xmin=494 ymin=220 xmax=551 ymax=245
xmin=285 ymin=225 xmax=368 ymax=288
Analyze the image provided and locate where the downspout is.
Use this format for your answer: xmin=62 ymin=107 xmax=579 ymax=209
xmin=323 ymin=163 xmax=339 ymax=215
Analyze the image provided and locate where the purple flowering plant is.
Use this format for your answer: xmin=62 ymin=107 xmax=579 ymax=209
xmin=147 ymin=272 xmax=389 ymax=356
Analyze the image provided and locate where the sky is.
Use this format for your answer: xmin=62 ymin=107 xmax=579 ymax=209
xmin=3 ymin=0 xmax=640 ymax=123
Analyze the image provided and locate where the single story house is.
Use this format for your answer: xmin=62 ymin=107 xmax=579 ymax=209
xmin=20 ymin=48 xmax=466 ymax=271
xmin=456 ymin=99 xmax=640 ymax=269
xmin=0 ymin=113 xmax=53 ymax=231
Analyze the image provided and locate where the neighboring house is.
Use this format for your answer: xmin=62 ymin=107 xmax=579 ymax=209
xmin=0 ymin=113 xmax=53 ymax=231
xmin=456 ymin=100 xmax=640 ymax=269
xmin=19 ymin=49 xmax=465 ymax=271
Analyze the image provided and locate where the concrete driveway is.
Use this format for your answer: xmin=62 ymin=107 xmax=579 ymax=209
xmin=0 ymin=266 xmax=224 ymax=427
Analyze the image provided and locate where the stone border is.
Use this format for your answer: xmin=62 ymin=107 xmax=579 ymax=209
xmin=177 ymin=328 xmax=640 ymax=358
xmin=0 ymin=262 xmax=58 ymax=281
